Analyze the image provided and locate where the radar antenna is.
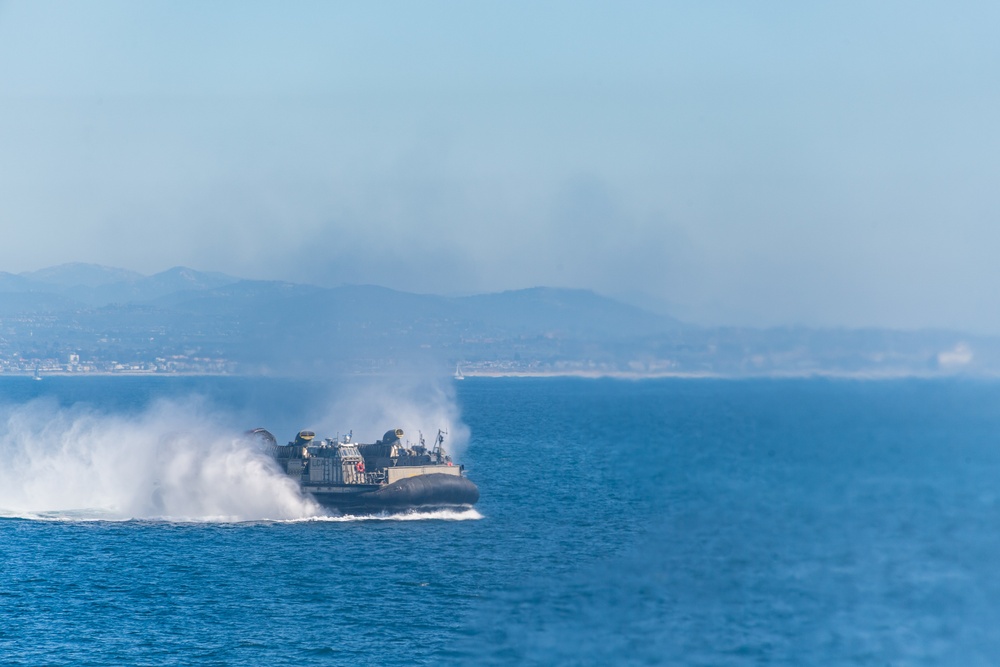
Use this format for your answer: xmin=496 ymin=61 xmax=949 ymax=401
xmin=432 ymin=429 xmax=448 ymax=460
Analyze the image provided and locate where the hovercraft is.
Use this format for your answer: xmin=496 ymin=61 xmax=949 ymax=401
xmin=249 ymin=427 xmax=479 ymax=513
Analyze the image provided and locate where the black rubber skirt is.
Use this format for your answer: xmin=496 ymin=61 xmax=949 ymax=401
xmin=314 ymin=473 xmax=479 ymax=512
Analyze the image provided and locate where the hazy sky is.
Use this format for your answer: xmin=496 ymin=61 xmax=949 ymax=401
xmin=1 ymin=2 xmax=999 ymax=332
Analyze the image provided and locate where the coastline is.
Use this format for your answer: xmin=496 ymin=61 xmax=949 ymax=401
xmin=5 ymin=369 xmax=993 ymax=381
xmin=462 ymin=369 xmax=995 ymax=380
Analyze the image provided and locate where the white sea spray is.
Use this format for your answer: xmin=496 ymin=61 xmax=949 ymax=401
xmin=0 ymin=396 xmax=320 ymax=521
xmin=309 ymin=375 xmax=470 ymax=459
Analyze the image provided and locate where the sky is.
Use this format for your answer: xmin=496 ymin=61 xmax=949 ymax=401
xmin=1 ymin=1 xmax=999 ymax=332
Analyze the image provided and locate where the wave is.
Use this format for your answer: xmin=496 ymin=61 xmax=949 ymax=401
xmin=0 ymin=507 xmax=484 ymax=524
xmin=293 ymin=508 xmax=484 ymax=522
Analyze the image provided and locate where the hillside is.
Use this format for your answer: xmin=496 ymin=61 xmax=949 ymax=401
xmin=0 ymin=263 xmax=994 ymax=377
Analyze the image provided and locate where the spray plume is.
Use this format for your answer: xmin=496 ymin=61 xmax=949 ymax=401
xmin=0 ymin=376 xmax=477 ymax=523
xmin=0 ymin=396 xmax=320 ymax=521
xmin=309 ymin=375 xmax=470 ymax=458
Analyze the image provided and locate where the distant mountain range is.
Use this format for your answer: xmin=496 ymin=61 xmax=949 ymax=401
xmin=6 ymin=263 xmax=240 ymax=308
xmin=0 ymin=263 xmax=995 ymax=377
xmin=0 ymin=262 xmax=677 ymax=336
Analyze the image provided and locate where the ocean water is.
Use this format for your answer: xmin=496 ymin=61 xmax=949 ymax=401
xmin=2 ymin=376 xmax=1000 ymax=665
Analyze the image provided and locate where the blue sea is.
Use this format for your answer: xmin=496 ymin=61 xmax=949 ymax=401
xmin=2 ymin=376 xmax=1000 ymax=665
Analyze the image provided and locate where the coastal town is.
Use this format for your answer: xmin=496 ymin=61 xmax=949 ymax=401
xmin=0 ymin=266 xmax=992 ymax=379
xmin=0 ymin=352 xmax=237 ymax=376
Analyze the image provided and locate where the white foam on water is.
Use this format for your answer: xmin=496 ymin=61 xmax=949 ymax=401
xmin=292 ymin=508 xmax=484 ymax=523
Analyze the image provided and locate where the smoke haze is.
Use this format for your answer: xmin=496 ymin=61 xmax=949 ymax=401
xmin=2 ymin=3 xmax=999 ymax=332
xmin=308 ymin=375 xmax=470 ymax=460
